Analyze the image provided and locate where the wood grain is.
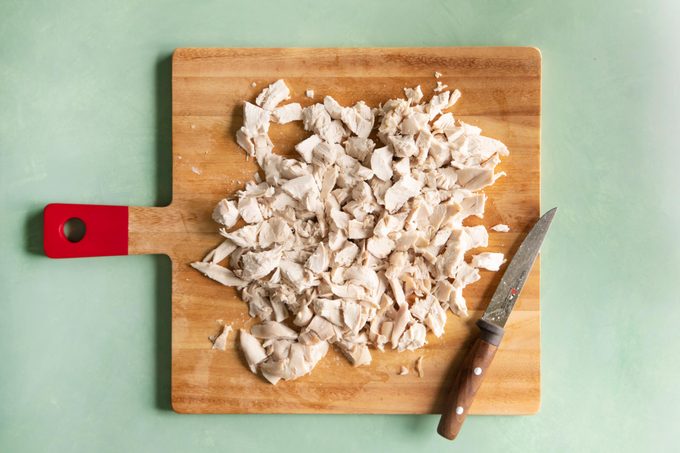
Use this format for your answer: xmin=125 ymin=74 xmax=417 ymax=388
xmin=132 ymin=47 xmax=541 ymax=414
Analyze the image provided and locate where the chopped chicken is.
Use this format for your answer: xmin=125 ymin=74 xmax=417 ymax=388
xmin=337 ymin=341 xmax=372 ymax=367
xmin=251 ymin=321 xmax=298 ymax=340
xmin=457 ymin=167 xmax=496 ymax=191
xmin=434 ymin=81 xmax=448 ymax=93
xmin=220 ymin=224 xmax=259 ymax=248
xmin=293 ymin=304 xmax=313 ymax=326
xmin=202 ymin=239 xmax=237 ymax=264
xmin=433 ymin=112 xmax=455 ymax=131
xmin=393 ymin=157 xmax=410 ymax=177
xmin=397 ymin=323 xmax=427 ymax=351
xmin=367 ymin=236 xmax=395 ymax=259
xmin=410 ymin=296 xmax=434 ymax=321
xmin=403 ymin=85 xmax=423 ymax=104
xmin=190 ymin=262 xmax=247 ymax=288
xmin=258 ymin=218 xmax=293 ymax=248
xmin=256 ymin=339 xmax=328 ymax=383
xmin=240 ymin=247 xmax=282 ymax=280
xmin=315 ymin=298 xmax=343 ymax=326
xmin=464 ymin=225 xmax=489 ymax=249
xmin=302 ymin=104 xmax=348 ymax=144
xmin=272 ymin=103 xmax=303 ymax=124
xmin=305 ymin=316 xmax=338 ymax=342
xmin=281 ymin=174 xmax=319 ymax=200
xmin=194 ymin=79 xmax=511 ymax=384
xmin=424 ymin=300 xmax=447 ymax=337
xmin=384 ymin=175 xmax=423 ymax=212
xmin=240 ymin=329 xmax=267 ymax=373
xmin=491 ymin=223 xmax=510 ymax=232
xmin=345 ymin=136 xmax=375 ymax=162
xmin=305 ymin=243 xmax=330 ymax=273
xmin=450 ymin=287 xmax=468 ymax=317
xmin=322 ymin=95 xmax=343 ymax=119
xmin=212 ymin=199 xmax=239 ymax=227
xmin=211 ymin=325 xmax=233 ymax=351
xmin=255 ymin=79 xmax=290 ymax=111
xmin=415 ymin=356 xmax=424 ymax=378
xmin=342 ymin=300 xmax=366 ymax=334
xmin=294 ymin=134 xmax=321 ymax=163
xmin=340 ymin=101 xmax=374 ymax=138
xmin=471 ymin=252 xmax=506 ymax=271
xmin=237 ymin=196 xmax=263 ymax=224
xmin=390 ymin=303 xmax=412 ymax=347
xmin=333 ymin=241 xmax=359 ymax=266
xmin=371 ymin=146 xmax=394 ymax=181
xmin=265 ymin=339 xmax=292 ymax=361
xmin=389 ymin=135 xmax=418 ymax=158
xmin=237 ymin=102 xmax=271 ymax=152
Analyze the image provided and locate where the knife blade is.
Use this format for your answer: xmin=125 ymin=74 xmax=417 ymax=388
xmin=437 ymin=208 xmax=557 ymax=440
xmin=482 ymin=207 xmax=557 ymax=328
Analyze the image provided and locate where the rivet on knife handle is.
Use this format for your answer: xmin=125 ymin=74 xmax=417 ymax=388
xmin=437 ymin=319 xmax=504 ymax=440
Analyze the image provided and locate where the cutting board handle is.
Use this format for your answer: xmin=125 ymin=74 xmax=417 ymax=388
xmin=43 ymin=203 xmax=129 ymax=258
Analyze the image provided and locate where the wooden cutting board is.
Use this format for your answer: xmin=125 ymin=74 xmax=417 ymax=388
xmin=45 ymin=47 xmax=541 ymax=414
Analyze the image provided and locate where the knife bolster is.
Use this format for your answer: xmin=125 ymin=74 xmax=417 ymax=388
xmin=476 ymin=319 xmax=505 ymax=346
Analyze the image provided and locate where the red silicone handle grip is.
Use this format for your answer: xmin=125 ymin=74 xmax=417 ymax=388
xmin=43 ymin=203 xmax=129 ymax=258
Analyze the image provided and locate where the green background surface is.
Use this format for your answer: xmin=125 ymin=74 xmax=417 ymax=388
xmin=2 ymin=0 xmax=679 ymax=451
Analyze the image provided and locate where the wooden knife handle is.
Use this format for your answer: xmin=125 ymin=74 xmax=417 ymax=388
xmin=437 ymin=319 xmax=505 ymax=440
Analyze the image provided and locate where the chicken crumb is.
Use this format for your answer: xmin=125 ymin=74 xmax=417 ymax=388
xmin=434 ymin=71 xmax=442 ymax=78
xmin=399 ymin=366 xmax=409 ymax=376
xmin=415 ymin=356 xmax=424 ymax=378
xmin=211 ymin=325 xmax=233 ymax=351
xmin=491 ymin=224 xmax=510 ymax=232
xmin=191 ymin=166 xmax=201 ymax=175
xmin=434 ymin=81 xmax=448 ymax=93
xmin=251 ymin=82 xmax=257 ymax=88
xmin=305 ymin=89 xmax=315 ymax=99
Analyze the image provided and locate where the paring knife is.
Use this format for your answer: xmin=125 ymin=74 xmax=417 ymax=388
xmin=437 ymin=208 xmax=557 ymax=440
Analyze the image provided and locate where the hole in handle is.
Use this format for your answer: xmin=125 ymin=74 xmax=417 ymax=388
xmin=62 ymin=217 xmax=86 ymax=243
xmin=43 ymin=204 xmax=128 ymax=258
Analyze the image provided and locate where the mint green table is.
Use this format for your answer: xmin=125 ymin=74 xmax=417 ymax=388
xmin=2 ymin=1 xmax=678 ymax=451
